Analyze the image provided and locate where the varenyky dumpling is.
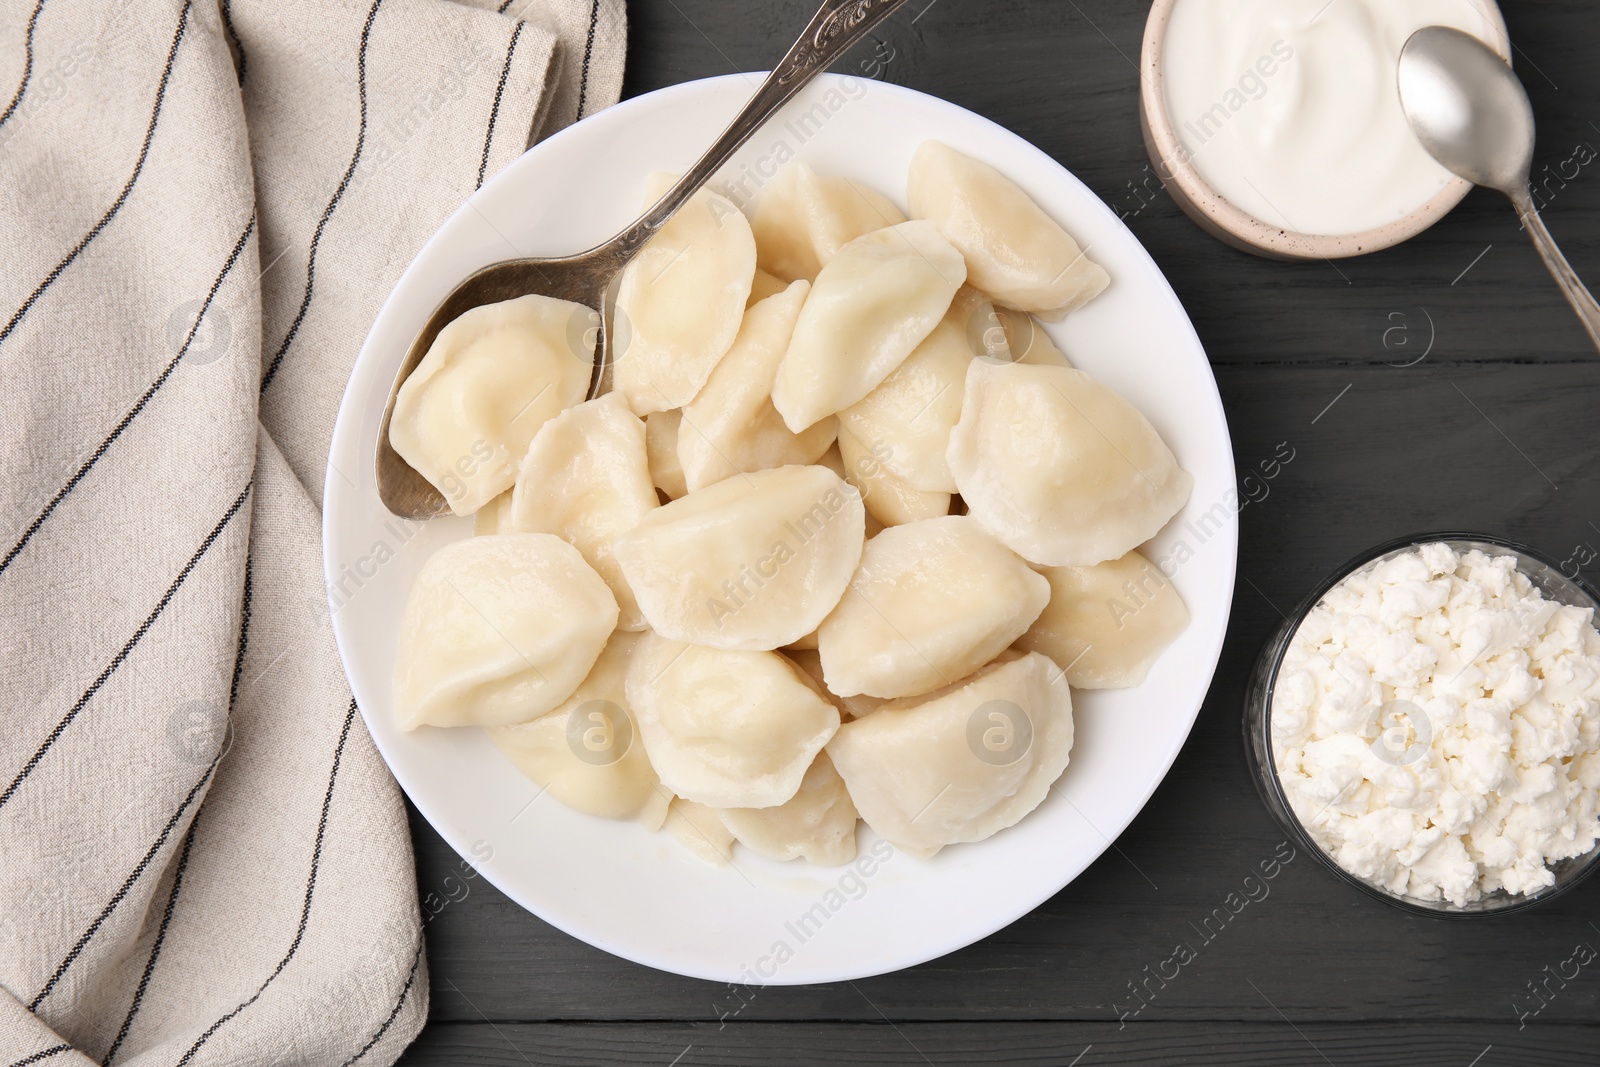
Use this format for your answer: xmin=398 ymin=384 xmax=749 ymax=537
xmin=719 ymin=753 xmax=858 ymax=865
xmin=645 ymin=409 xmax=687 ymax=500
xmin=826 ymin=651 xmax=1074 ymax=855
xmin=627 ymin=634 xmax=840 ymax=808
xmin=665 ymin=798 xmax=736 ymax=865
xmin=772 ymin=220 xmax=966 ymax=433
xmin=819 ymin=516 xmax=1050 ymax=699
xmin=677 ymin=281 xmax=836 ymax=492
xmin=613 ymin=464 xmax=865 ymax=651
xmin=751 ymin=161 xmax=908 ymax=283
xmin=390 ymin=294 xmax=593 ymax=515
xmin=474 ymin=492 xmax=513 ymax=536
xmin=748 ymin=267 xmax=789 ymax=306
xmin=836 ymin=428 xmax=951 ymax=528
xmin=948 ymin=361 xmax=1192 ymax=567
xmin=908 ymin=141 xmax=1110 ymax=321
xmin=393 ymin=534 xmax=617 ymax=730
xmin=486 ymin=632 xmax=669 ymax=827
xmin=1017 ymin=550 xmax=1190 ymax=689
xmin=947 ymin=286 xmax=1013 ymax=363
xmin=509 ymin=392 xmax=657 ymax=630
xmin=614 ymin=174 xmax=757 ymax=415
xmin=838 ymin=293 xmax=983 ymax=494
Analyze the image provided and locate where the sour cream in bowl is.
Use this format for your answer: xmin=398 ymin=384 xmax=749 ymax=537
xmin=1141 ymin=0 xmax=1510 ymax=259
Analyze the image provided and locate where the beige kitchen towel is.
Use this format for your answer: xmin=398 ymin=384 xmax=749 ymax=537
xmin=0 ymin=0 xmax=624 ymax=1062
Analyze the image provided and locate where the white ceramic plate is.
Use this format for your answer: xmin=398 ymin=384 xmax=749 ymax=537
xmin=324 ymin=73 xmax=1238 ymax=985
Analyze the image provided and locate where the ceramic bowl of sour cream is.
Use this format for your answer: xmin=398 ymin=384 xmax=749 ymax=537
xmin=1140 ymin=0 xmax=1510 ymax=260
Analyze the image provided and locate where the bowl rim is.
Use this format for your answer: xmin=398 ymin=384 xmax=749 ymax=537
xmin=1244 ymin=531 xmax=1600 ymax=918
xmin=1139 ymin=0 xmax=1511 ymax=261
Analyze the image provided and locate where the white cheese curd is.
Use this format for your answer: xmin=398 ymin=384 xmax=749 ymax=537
xmin=1270 ymin=544 xmax=1600 ymax=906
xmin=1162 ymin=0 xmax=1503 ymax=236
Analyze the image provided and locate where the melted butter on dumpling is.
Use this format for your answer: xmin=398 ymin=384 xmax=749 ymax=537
xmin=751 ymin=161 xmax=907 ymax=282
xmin=393 ymin=534 xmax=617 ymax=730
xmin=613 ymin=465 xmax=865 ymax=651
xmin=772 ymin=220 xmax=966 ymax=433
xmin=677 ymin=281 xmax=836 ymax=492
xmin=614 ymin=174 xmax=757 ymax=415
xmin=389 ymin=294 xmax=592 ymax=516
xmin=486 ymin=632 xmax=669 ymax=827
xmin=908 ymin=140 xmax=1110 ymax=321
xmin=627 ymin=634 xmax=840 ymax=808
xmin=719 ymin=753 xmax=858 ymax=866
xmin=836 ymin=427 xmax=951 ymax=528
xmin=819 ymin=516 xmax=1050 ymax=699
xmin=508 ymin=393 xmax=658 ymax=631
xmin=826 ymin=651 xmax=1074 ymax=855
xmin=1017 ymin=550 xmax=1190 ymax=689
xmin=948 ymin=361 xmax=1192 ymax=567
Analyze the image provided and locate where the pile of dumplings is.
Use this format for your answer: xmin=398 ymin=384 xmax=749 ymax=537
xmin=387 ymin=142 xmax=1195 ymax=867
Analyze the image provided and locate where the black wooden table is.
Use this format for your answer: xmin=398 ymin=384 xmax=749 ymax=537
xmin=396 ymin=2 xmax=1600 ymax=1062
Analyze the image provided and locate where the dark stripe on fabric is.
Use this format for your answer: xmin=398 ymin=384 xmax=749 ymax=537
xmin=476 ymin=20 xmax=525 ymax=190
xmin=4 ymin=1045 xmax=70 ymax=1067
xmin=258 ymin=0 xmax=384 ymax=393
xmin=338 ymin=937 xmax=424 ymax=1067
xmin=0 ymin=214 xmax=256 ymax=579
xmin=0 ymin=0 xmax=46 ymax=130
xmin=100 ymin=806 xmax=202 ymax=1065
xmin=174 ymin=699 xmax=359 ymax=1065
xmin=576 ymin=0 xmax=599 ymax=119
xmin=0 ymin=0 xmax=192 ymax=346
xmin=28 ymin=748 xmax=221 ymax=1009
xmin=496 ymin=0 xmax=514 ymax=13
xmin=219 ymin=0 xmax=246 ymax=84
xmin=104 ymin=553 xmax=250 ymax=1063
xmin=0 ymin=480 xmax=251 ymax=813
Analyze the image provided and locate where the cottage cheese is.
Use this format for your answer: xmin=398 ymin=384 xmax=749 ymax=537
xmin=1271 ymin=544 xmax=1600 ymax=906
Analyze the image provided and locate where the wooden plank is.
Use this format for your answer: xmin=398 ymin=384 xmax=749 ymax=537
xmin=413 ymin=358 xmax=1600 ymax=1024
xmin=395 ymin=1021 xmax=1600 ymax=1066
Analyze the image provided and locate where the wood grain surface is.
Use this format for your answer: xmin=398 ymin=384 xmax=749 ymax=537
xmin=397 ymin=0 xmax=1600 ymax=1061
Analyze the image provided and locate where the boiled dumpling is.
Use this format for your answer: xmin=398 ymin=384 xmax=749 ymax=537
xmin=947 ymin=286 xmax=1013 ymax=363
xmin=837 ymin=428 xmax=951 ymax=528
xmin=1017 ymin=550 xmax=1190 ymax=688
xmin=996 ymin=305 xmax=1071 ymax=367
xmin=719 ymin=753 xmax=858 ymax=865
xmin=645 ymin=409 xmax=687 ymax=500
xmin=614 ymin=176 xmax=757 ymax=415
xmin=772 ymin=221 xmax=966 ymax=433
xmin=486 ymin=632 xmax=669 ymax=827
xmin=786 ymin=649 xmax=885 ymax=721
xmin=613 ymin=465 xmax=865 ymax=651
xmin=474 ymin=492 xmax=513 ymax=536
xmin=819 ymin=516 xmax=1049 ymax=699
xmin=393 ymin=534 xmax=617 ymax=730
xmin=509 ymin=392 xmax=657 ymax=630
xmin=665 ymin=798 xmax=736 ymax=865
xmin=948 ymin=361 xmax=1192 ymax=567
xmin=389 ymin=294 xmax=593 ymax=515
xmin=838 ymin=294 xmax=980 ymax=493
xmin=826 ymin=651 xmax=1074 ymax=854
xmin=627 ymin=634 xmax=840 ymax=808
xmin=677 ymin=281 xmax=836 ymax=492
xmin=907 ymin=141 xmax=1109 ymax=320
xmin=751 ymin=161 xmax=907 ymax=282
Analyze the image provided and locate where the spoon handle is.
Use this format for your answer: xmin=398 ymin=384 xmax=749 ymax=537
xmin=1512 ymin=191 xmax=1600 ymax=354
xmin=614 ymin=0 xmax=911 ymax=252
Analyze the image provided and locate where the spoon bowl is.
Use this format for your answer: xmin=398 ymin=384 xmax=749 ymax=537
xmin=1399 ymin=25 xmax=1600 ymax=353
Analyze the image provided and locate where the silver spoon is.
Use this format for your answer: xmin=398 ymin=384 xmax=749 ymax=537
xmin=1398 ymin=25 xmax=1600 ymax=353
xmin=375 ymin=0 xmax=910 ymax=519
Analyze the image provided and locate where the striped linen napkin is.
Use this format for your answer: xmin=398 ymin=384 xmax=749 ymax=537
xmin=0 ymin=0 xmax=623 ymax=1061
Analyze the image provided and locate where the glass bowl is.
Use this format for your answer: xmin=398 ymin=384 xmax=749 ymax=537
xmin=1243 ymin=533 xmax=1600 ymax=917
